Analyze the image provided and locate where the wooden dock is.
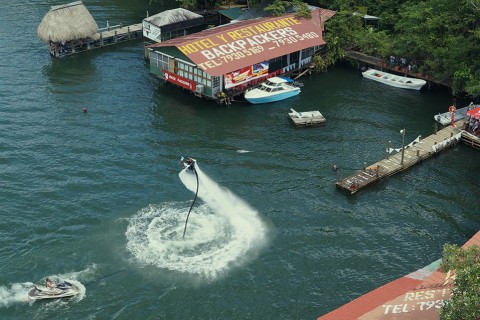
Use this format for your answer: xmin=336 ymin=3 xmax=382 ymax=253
xmin=344 ymin=49 xmax=452 ymax=88
xmin=336 ymin=121 xmax=465 ymax=194
xmin=461 ymin=130 xmax=480 ymax=150
xmin=50 ymin=23 xmax=143 ymax=58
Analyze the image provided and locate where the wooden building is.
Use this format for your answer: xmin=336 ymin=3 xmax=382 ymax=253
xmin=146 ymin=8 xmax=336 ymax=102
xmin=143 ymin=8 xmax=204 ymax=45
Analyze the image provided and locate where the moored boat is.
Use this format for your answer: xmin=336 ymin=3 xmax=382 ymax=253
xmin=244 ymin=77 xmax=301 ymax=104
xmin=362 ymin=68 xmax=426 ymax=90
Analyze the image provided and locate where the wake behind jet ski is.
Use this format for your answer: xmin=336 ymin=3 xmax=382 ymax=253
xmin=28 ymin=277 xmax=80 ymax=301
xmin=180 ymin=156 xmax=196 ymax=171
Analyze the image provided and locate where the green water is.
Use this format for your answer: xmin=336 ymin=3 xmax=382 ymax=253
xmin=0 ymin=1 xmax=479 ymax=319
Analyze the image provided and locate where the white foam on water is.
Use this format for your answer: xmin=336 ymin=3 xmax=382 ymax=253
xmin=126 ymin=164 xmax=268 ymax=279
xmin=0 ymin=282 xmax=34 ymax=307
xmin=236 ymin=149 xmax=251 ymax=153
xmin=0 ymin=265 xmax=94 ymax=308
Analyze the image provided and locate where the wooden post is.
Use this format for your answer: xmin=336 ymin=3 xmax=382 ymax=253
xmin=100 ymin=33 xmax=103 ymax=46
xmin=114 ymin=30 xmax=118 ymax=43
xmin=376 ymin=165 xmax=380 ymax=177
xmin=363 ymin=162 xmax=367 ymax=171
xmin=128 ymin=27 xmax=131 ymax=40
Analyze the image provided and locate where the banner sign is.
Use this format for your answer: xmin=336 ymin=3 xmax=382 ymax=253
xmin=143 ymin=21 xmax=161 ymax=42
xmin=172 ymin=16 xmax=325 ymax=76
xmin=224 ymin=61 xmax=269 ymax=89
xmin=163 ymin=70 xmax=196 ymax=91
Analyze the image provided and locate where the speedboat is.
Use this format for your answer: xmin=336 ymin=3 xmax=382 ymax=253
xmin=362 ymin=68 xmax=426 ymax=90
xmin=28 ymin=280 xmax=80 ymax=301
xmin=244 ymin=77 xmax=301 ymax=104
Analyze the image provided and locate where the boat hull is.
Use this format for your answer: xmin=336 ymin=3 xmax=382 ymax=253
xmin=28 ymin=282 xmax=80 ymax=300
xmin=245 ymin=89 xmax=300 ymax=104
xmin=362 ymin=69 xmax=426 ymax=90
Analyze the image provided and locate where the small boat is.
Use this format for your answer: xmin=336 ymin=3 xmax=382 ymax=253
xmin=28 ymin=280 xmax=80 ymax=301
xmin=244 ymin=77 xmax=301 ymax=104
xmin=434 ymin=106 xmax=471 ymax=125
xmin=362 ymin=68 xmax=426 ymax=90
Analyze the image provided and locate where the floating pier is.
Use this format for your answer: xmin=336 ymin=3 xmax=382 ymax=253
xmin=336 ymin=121 xmax=465 ymax=194
xmin=49 ymin=23 xmax=143 ymax=58
xmin=288 ymin=109 xmax=326 ymax=128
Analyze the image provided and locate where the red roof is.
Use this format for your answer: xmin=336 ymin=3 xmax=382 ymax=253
xmin=148 ymin=9 xmax=336 ymax=76
xmin=318 ymin=231 xmax=480 ymax=320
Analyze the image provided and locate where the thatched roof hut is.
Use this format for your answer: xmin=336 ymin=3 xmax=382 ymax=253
xmin=37 ymin=1 xmax=98 ymax=43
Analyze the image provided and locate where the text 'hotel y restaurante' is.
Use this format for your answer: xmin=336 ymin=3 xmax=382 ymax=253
xmin=146 ymin=8 xmax=336 ymax=101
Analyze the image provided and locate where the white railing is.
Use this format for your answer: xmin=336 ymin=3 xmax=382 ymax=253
xmin=98 ymin=21 xmax=123 ymax=32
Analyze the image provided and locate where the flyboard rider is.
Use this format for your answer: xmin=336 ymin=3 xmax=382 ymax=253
xmin=180 ymin=156 xmax=196 ymax=171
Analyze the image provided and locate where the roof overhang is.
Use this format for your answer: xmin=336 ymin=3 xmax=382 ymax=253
xmin=148 ymin=12 xmax=331 ymax=76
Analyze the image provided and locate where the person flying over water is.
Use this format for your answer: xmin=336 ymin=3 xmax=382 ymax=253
xmin=180 ymin=156 xmax=196 ymax=171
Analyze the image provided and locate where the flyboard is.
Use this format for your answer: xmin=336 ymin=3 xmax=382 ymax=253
xmin=179 ymin=157 xmax=198 ymax=238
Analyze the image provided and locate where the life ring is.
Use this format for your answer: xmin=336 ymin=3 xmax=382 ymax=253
xmin=449 ymin=105 xmax=457 ymax=113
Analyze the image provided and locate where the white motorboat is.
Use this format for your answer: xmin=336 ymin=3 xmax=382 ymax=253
xmin=362 ymin=68 xmax=426 ymax=90
xmin=434 ymin=106 xmax=471 ymax=125
xmin=244 ymin=77 xmax=300 ymax=104
xmin=28 ymin=280 xmax=80 ymax=301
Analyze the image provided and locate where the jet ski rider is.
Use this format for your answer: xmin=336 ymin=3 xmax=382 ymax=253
xmin=46 ymin=277 xmax=56 ymax=289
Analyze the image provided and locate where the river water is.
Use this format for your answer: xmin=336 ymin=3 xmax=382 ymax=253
xmin=1 ymin=1 xmax=479 ymax=319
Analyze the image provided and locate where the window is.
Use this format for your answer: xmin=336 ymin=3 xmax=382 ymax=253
xmin=212 ymin=76 xmax=220 ymax=88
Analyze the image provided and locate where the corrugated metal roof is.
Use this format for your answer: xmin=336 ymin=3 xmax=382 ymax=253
xmin=218 ymin=7 xmax=246 ymax=20
xmin=148 ymin=10 xmax=334 ymax=76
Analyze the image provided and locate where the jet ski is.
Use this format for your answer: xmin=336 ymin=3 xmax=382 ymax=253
xmin=28 ymin=280 xmax=80 ymax=300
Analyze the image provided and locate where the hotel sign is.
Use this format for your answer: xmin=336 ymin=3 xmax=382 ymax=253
xmin=173 ymin=16 xmax=325 ymax=76
xmin=163 ymin=70 xmax=196 ymax=91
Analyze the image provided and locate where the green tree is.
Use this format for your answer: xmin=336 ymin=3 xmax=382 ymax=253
xmin=440 ymin=243 xmax=480 ymax=320
xmin=312 ymin=10 xmax=361 ymax=72
xmin=264 ymin=0 xmax=311 ymax=19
